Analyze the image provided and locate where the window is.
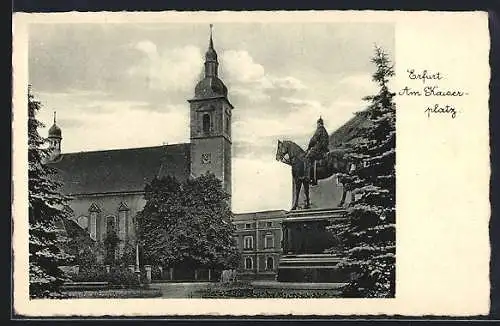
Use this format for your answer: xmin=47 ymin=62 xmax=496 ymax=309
xmin=89 ymin=212 xmax=97 ymax=240
xmin=77 ymin=215 xmax=89 ymax=230
xmin=266 ymin=222 xmax=272 ymax=228
xmin=245 ymin=257 xmax=253 ymax=270
xmin=244 ymin=236 xmax=254 ymax=249
xmin=106 ymin=216 xmax=116 ymax=234
xmin=266 ymin=257 xmax=274 ymax=270
xmin=225 ymin=116 xmax=230 ymax=134
xmin=233 ymin=237 xmax=239 ymax=247
xmin=265 ymin=235 xmax=274 ymax=249
xmin=202 ymin=113 xmax=211 ymax=133
xmin=245 ymin=223 xmax=251 ymax=229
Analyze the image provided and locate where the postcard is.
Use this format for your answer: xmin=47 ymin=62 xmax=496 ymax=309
xmin=12 ymin=10 xmax=490 ymax=317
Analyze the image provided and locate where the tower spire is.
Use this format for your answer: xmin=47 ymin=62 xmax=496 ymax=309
xmin=204 ymin=24 xmax=219 ymax=77
xmin=209 ymin=24 xmax=214 ymax=48
xmin=48 ymin=110 xmax=62 ymax=160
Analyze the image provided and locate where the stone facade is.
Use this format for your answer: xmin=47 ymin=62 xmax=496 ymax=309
xmin=232 ymin=210 xmax=287 ymax=280
xmin=68 ymin=193 xmax=142 ymax=249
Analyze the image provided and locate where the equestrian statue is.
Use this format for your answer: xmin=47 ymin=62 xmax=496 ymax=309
xmin=275 ymin=117 xmax=354 ymax=210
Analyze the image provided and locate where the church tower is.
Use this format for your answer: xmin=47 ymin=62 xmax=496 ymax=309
xmin=188 ymin=25 xmax=233 ymax=199
xmin=47 ymin=111 xmax=62 ymax=161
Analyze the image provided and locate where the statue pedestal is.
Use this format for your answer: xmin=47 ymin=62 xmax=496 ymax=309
xmin=293 ymin=175 xmax=352 ymax=210
xmin=277 ymin=208 xmax=351 ymax=283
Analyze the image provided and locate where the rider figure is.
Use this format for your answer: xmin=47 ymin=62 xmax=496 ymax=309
xmin=305 ymin=117 xmax=329 ymax=185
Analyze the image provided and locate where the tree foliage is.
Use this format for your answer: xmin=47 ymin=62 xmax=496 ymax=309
xmin=103 ymin=231 xmax=120 ymax=265
xmin=28 ymin=86 xmax=73 ymax=298
xmin=337 ymin=46 xmax=396 ymax=298
xmin=137 ymin=173 xmax=239 ymax=270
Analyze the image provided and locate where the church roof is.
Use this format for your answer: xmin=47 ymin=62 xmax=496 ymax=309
xmin=48 ymin=143 xmax=191 ymax=195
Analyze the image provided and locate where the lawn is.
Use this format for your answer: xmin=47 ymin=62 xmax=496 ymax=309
xmin=63 ymin=288 xmax=162 ymax=299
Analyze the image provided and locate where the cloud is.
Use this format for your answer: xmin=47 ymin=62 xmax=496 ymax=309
xmin=53 ymin=108 xmax=189 ymax=153
xmin=279 ymin=97 xmax=322 ymax=110
xmin=222 ymin=50 xmax=266 ymax=84
xmin=230 ymin=87 xmax=271 ymax=103
xmin=57 ymin=118 xmax=85 ymax=129
xmin=273 ymin=76 xmax=307 ymax=90
xmin=232 ymin=157 xmax=291 ymax=213
xmin=134 ymin=40 xmax=158 ymax=57
xmin=36 ymin=90 xmax=189 ymax=151
xmin=128 ymin=40 xmax=203 ymax=92
xmin=336 ymin=73 xmax=378 ymax=97
xmin=221 ymin=50 xmax=307 ymax=103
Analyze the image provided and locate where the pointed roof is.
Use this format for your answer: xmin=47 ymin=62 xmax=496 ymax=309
xmin=47 ymin=144 xmax=191 ymax=195
xmin=118 ymin=202 xmax=130 ymax=211
xmin=205 ymin=24 xmax=218 ymax=62
xmin=192 ymin=24 xmax=228 ymax=100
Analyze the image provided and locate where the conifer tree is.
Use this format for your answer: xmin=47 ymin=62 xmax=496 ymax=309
xmin=338 ymin=46 xmax=396 ymax=297
xmin=28 ymin=86 xmax=73 ymax=298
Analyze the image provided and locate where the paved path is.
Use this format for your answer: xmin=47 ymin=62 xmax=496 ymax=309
xmin=152 ymin=282 xmax=211 ymax=298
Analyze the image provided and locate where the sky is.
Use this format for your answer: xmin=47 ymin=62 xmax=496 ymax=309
xmin=28 ymin=22 xmax=394 ymax=213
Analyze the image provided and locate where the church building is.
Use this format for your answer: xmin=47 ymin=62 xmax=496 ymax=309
xmin=46 ymin=28 xmax=233 ymax=258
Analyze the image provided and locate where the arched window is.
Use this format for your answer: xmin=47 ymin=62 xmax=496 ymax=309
xmin=203 ymin=113 xmax=211 ymax=133
xmin=88 ymin=203 xmax=100 ymax=241
xmin=266 ymin=257 xmax=274 ymax=270
xmin=106 ymin=216 xmax=116 ymax=235
xmin=245 ymin=257 xmax=253 ymax=270
xmin=77 ymin=215 xmax=89 ymax=230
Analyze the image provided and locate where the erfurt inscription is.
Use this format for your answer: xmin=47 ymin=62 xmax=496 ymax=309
xmin=398 ymin=69 xmax=468 ymax=119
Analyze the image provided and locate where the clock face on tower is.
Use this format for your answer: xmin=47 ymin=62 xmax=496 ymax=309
xmin=201 ymin=153 xmax=211 ymax=164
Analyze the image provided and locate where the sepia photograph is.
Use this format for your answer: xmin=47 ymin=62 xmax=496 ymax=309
xmin=26 ymin=20 xmax=395 ymax=299
xmin=13 ymin=10 xmax=490 ymax=317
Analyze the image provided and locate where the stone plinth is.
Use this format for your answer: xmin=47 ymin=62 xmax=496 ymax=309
xmin=293 ymin=175 xmax=352 ymax=210
xmin=278 ymin=208 xmax=350 ymax=283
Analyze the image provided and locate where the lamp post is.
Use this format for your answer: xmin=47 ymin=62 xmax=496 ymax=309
xmin=132 ymin=215 xmax=142 ymax=284
xmin=135 ymin=241 xmax=141 ymax=283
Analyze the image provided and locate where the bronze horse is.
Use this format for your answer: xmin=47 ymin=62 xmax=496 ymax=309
xmin=276 ymin=140 xmax=354 ymax=210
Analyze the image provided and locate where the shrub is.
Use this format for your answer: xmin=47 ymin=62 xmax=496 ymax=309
xmin=72 ymin=265 xmax=141 ymax=288
xmin=119 ymin=242 xmax=137 ymax=266
xmin=107 ymin=266 xmax=140 ymax=287
xmin=73 ymin=265 xmax=108 ymax=282
xmin=151 ymin=266 xmax=162 ymax=280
